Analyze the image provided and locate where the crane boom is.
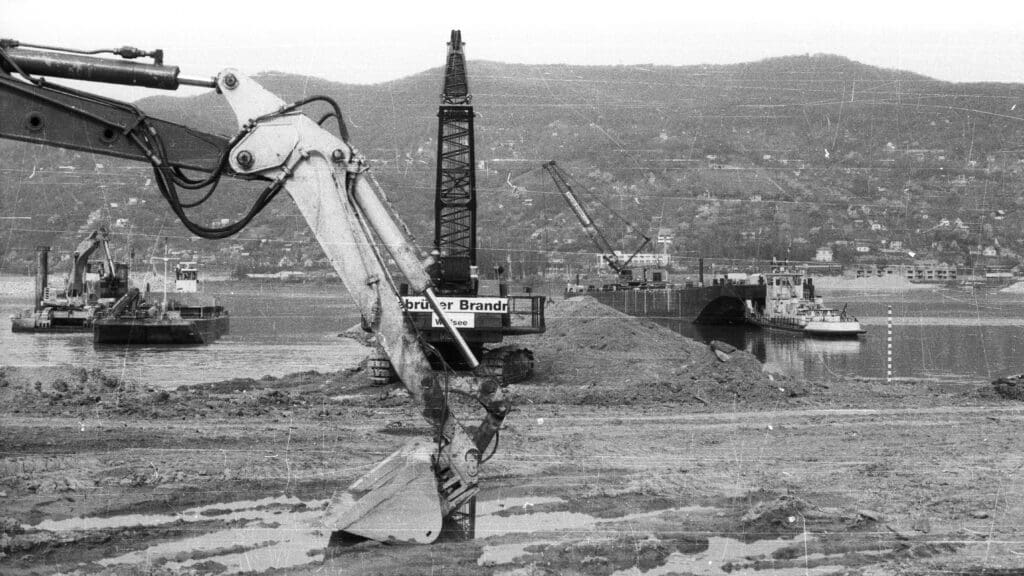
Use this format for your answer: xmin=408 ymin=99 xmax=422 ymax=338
xmin=542 ymin=161 xmax=650 ymax=278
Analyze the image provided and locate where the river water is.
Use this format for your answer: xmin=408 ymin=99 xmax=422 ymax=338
xmin=3 ymin=275 xmax=1023 ymax=386
xmin=668 ymin=286 xmax=1024 ymax=383
xmin=0 ymin=275 xmax=369 ymax=388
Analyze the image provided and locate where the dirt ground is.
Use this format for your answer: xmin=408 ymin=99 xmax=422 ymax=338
xmin=2 ymin=296 xmax=1023 ymax=575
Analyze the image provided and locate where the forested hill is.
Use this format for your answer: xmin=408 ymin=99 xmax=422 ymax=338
xmin=4 ymin=54 xmax=1024 ymax=275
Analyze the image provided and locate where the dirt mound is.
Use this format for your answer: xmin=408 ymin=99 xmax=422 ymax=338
xmin=0 ymin=366 xmax=139 ymax=414
xmin=514 ymin=296 xmax=801 ymax=407
xmin=0 ymin=364 xmax=387 ymax=419
xmin=736 ymin=493 xmax=871 ymax=543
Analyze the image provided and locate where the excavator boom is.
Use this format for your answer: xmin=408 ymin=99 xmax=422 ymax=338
xmin=68 ymin=226 xmax=110 ymax=298
xmin=0 ymin=38 xmax=512 ymax=544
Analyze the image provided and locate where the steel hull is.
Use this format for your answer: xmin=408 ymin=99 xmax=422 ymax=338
xmin=803 ymin=320 xmax=866 ymax=337
xmin=10 ymin=312 xmax=91 ymax=333
xmin=749 ymin=315 xmax=865 ymax=338
xmin=93 ymin=314 xmax=229 ymax=345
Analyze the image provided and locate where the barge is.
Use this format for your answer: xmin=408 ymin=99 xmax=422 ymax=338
xmin=93 ymin=261 xmax=229 ymax=345
xmin=574 ymin=261 xmax=864 ymax=338
xmin=93 ymin=300 xmax=229 ymax=344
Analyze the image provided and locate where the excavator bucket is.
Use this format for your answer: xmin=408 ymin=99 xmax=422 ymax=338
xmin=323 ymin=439 xmax=443 ymax=544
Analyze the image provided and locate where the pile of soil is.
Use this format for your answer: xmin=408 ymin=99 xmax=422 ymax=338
xmin=515 ymin=296 xmax=802 ymax=407
xmin=0 ymin=366 xmax=140 ymax=415
xmin=0 ymin=365 xmax=390 ymax=420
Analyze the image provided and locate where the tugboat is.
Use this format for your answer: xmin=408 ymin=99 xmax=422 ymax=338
xmin=93 ymin=259 xmax=229 ymax=345
xmin=10 ymin=229 xmax=129 ymax=333
xmin=745 ymin=267 xmax=865 ymax=337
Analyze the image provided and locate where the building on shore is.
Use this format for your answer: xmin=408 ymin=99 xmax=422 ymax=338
xmin=853 ymin=263 xmax=958 ymax=283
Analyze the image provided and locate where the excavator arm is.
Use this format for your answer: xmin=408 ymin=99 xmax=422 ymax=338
xmin=68 ymin=226 xmax=110 ymax=298
xmin=0 ymin=43 xmax=229 ymax=172
xmin=0 ymin=39 xmax=510 ymax=544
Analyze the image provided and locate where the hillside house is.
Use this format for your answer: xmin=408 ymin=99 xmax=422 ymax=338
xmin=609 ymin=251 xmax=671 ymax=268
xmin=656 ymin=228 xmax=674 ymax=247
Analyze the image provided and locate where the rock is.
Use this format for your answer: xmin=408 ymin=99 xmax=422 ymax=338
xmin=857 ymin=509 xmax=886 ymax=522
xmin=0 ymin=516 xmax=24 ymax=535
xmin=740 ymin=495 xmax=807 ymax=528
xmin=911 ymin=516 xmax=931 ymax=533
xmin=709 ymin=340 xmax=738 ymax=354
xmin=886 ymin=524 xmax=916 ymax=540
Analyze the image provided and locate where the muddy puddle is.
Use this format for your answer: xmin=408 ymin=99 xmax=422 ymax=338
xmin=33 ymin=496 xmax=331 ymax=573
xmin=477 ymin=496 xmax=719 ymax=536
xmin=29 ymin=495 xmax=722 ymax=574
xmin=476 ymin=499 xmax=874 ymax=575
xmin=35 ymin=494 xmax=854 ymax=575
xmin=608 ymin=537 xmax=840 ymax=576
xmin=31 ymin=495 xmax=318 ymax=532
xmin=481 ymin=532 xmax=849 ymax=576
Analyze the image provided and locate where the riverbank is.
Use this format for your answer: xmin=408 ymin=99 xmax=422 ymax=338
xmin=1 ymin=297 xmax=1021 ymax=575
xmin=809 ymin=274 xmax=937 ymax=293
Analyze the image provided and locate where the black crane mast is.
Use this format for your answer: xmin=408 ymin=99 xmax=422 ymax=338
xmin=434 ymin=30 xmax=476 ymax=295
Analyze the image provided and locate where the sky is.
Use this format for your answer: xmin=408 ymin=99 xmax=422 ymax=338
xmin=4 ymin=0 xmax=1024 ymax=101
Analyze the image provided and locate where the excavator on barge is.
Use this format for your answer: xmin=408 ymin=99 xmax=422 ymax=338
xmin=0 ymin=31 xmax=543 ymax=542
xmin=11 ymin=226 xmax=129 ymax=332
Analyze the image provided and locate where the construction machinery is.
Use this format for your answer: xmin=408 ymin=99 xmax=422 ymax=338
xmin=384 ymin=31 xmax=545 ymax=384
xmin=67 ymin=226 xmax=129 ymax=302
xmin=10 ymin=226 xmax=129 ymax=331
xmin=541 ymin=160 xmax=665 ymax=288
xmin=0 ymin=36 xmax=527 ymax=543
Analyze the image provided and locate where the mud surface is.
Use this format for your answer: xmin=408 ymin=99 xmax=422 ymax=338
xmin=2 ymin=297 xmax=1022 ymax=575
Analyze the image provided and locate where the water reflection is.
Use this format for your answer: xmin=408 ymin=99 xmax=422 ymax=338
xmin=651 ymin=293 xmax=1024 ymax=383
xmin=655 ymin=319 xmax=863 ymax=381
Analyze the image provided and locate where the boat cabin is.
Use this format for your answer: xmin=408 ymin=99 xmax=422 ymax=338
xmin=175 ymin=262 xmax=199 ymax=293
